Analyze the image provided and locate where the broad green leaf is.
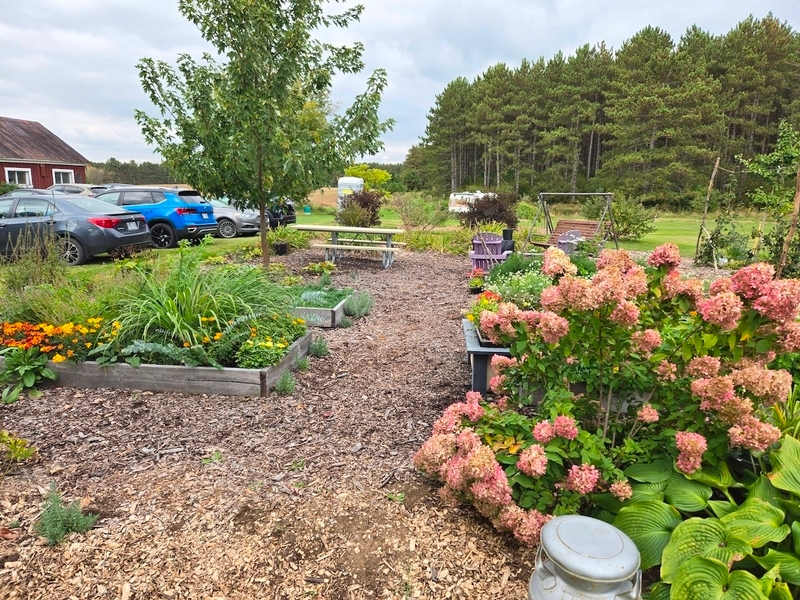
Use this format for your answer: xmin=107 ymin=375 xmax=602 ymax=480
xmin=661 ymin=518 xmax=752 ymax=582
xmin=671 ymin=557 xmax=767 ymax=600
xmin=665 ymin=471 xmax=712 ymax=512
xmin=590 ymin=492 xmax=623 ymax=514
xmin=631 ymin=480 xmax=667 ymax=502
xmin=22 ymin=371 xmax=34 ymax=388
xmin=703 ymin=333 xmax=719 ymax=349
xmin=793 ymin=522 xmax=800 ymax=553
xmin=768 ymin=436 xmax=800 ymax=497
xmin=755 ymin=550 xmax=800 ymax=585
xmin=749 ymin=475 xmax=782 ymax=508
xmin=685 ymin=460 xmax=736 ymax=490
xmin=41 ymin=367 xmax=56 ymax=380
xmin=709 ymin=500 xmax=739 ymax=519
xmin=722 ymin=498 xmax=790 ymax=548
xmin=647 ymin=582 xmax=671 ymax=600
xmin=625 ymin=459 xmax=672 ymax=483
xmin=768 ymin=583 xmax=793 ymax=600
xmin=613 ymin=501 xmax=682 ymax=570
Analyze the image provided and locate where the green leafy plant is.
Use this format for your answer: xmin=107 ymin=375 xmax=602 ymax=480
xmin=343 ymin=291 xmax=374 ymax=318
xmin=338 ymin=316 xmax=353 ymax=328
xmin=309 ymin=337 xmax=329 ymax=357
xmin=295 ymin=357 xmax=310 ymax=371
xmin=274 ymin=372 xmax=296 ymax=395
xmin=1 ymin=430 xmax=37 ymax=470
xmin=202 ymin=450 xmax=224 ymax=465
xmin=289 ymin=458 xmax=305 ymax=472
xmin=34 ymin=483 xmax=98 ymax=546
xmin=581 ymin=194 xmax=656 ymax=240
xmin=303 ymin=261 xmax=337 ymax=275
xmin=484 ymin=270 xmax=553 ymax=309
xmin=0 ymin=346 xmax=56 ymax=404
xmin=385 ymin=491 xmax=406 ymax=503
xmin=392 ymin=192 xmax=449 ymax=231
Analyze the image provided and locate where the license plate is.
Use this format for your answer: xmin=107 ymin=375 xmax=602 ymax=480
xmin=202 ymin=213 xmax=209 ymax=220
xmin=126 ymin=221 xmax=138 ymax=230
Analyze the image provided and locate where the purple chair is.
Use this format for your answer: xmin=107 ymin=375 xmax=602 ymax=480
xmin=469 ymin=232 xmax=512 ymax=271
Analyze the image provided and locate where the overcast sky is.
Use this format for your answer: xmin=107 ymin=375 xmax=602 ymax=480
xmin=1 ymin=1 xmax=798 ymax=165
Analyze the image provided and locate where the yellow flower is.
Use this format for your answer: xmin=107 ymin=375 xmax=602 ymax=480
xmin=183 ymin=342 xmax=190 ymax=348
xmin=113 ymin=321 xmax=121 ymax=329
xmin=467 ymin=314 xmax=474 ymax=322
xmin=213 ymin=332 xmax=223 ymax=340
xmin=85 ymin=343 xmax=92 ymax=348
xmin=67 ymin=350 xmax=75 ymax=358
xmin=265 ymin=341 xmax=273 ymax=348
xmin=52 ymin=354 xmax=66 ymax=363
xmin=72 ymin=338 xmax=78 ymax=344
xmin=202 ymin=336 xmax=210 ymax=344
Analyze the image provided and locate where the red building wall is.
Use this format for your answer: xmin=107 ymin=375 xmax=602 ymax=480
xmin=0 ymin=162 xmax=87 ymax=187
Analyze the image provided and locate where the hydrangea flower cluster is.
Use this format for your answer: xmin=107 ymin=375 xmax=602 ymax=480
xmin=636 ymin=404 xmax=659 ymax=423
xmin=675 ymin=431 xmax=707 ymax=474
xmin=533 ymin=416 xmax=578 ymax=443
xmin=647 ymin=243 xmax=682 ymax=271
xmin=542 ymin=247 xmax=578 ymax=277
xmin=564 ymin=464 xmax=601 ymax=493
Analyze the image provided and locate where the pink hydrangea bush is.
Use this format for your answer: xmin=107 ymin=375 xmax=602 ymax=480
xmin=414 ymin=394 xmax=629 ymax=545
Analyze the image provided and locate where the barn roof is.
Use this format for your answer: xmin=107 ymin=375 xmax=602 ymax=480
xmin=0 ymin=116 xmax=89 ymax=165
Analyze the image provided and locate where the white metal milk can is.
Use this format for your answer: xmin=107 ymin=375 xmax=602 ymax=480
xmin=529 ymin=515 xmax=641 ymax=600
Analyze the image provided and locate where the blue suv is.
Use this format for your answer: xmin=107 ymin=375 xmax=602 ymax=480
xmin=96 ymin=187 xmax=217 ymax=248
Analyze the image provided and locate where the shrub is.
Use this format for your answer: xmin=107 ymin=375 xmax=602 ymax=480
xmin=1 ymin=430 xmax=37 ymax=466
xmin=486 ymin=253 xmax=542 ymax=284
xmin=402 ymin=228 xmax=476 ymax=254
xmin=392 ymin=193 xmax=450 ymax=231
xmin=697 ymin=212 xmax=752 ymax=268
xmin=295 ymin=356 xmax=310 ymax=371
xmin=336 ymin=189 xmax=384 ymax=227
xmin=580 ymin=194 xmax=656 ymax=240
xmin=309 ymin=336 xmax=329 ymax=357
xmin=458 ymin=192 xmax=519 ymax=229
xmin=343 ymin=291 xmax=374 ymax=318
xmin=35 ymin=483 xmax=98 ymax=546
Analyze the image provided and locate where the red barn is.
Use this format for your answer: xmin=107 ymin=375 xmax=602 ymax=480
xmin=0 ymin=116 xmax=89 ymax=189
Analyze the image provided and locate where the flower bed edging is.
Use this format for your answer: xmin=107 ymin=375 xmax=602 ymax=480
xmin=0 ymin=332 xmax=311 ymax=398
xmin=293 ymin=296 xmax=350 ymax=328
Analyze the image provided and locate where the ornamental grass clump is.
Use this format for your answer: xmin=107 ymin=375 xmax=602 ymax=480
xmin=420 ymin=244 xmax=800 ymax=558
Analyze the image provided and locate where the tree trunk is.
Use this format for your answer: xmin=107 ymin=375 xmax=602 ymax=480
xmin=570 ymin=138 xmax=580 ymax=200
xmin=257 ymin=142 xmax=270 ymax=269
xmin=695 ymin=157 xmax=720 ymax=261
xmin=777 ymin=162 xmax=800 ymax=279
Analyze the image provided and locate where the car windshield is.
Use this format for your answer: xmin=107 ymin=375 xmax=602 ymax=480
xmin=62 ymin=197 xmax=130 ymax=213
xmin=210 ymin=198 xmax=229 ymax=208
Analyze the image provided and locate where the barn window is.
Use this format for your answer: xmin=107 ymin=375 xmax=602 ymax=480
xmin=4 ymin=168 xmax=32 ymax=188
xmin=53 ymin=169 xmax=74 ymax=184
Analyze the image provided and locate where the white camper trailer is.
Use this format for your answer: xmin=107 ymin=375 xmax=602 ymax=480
xmin=448 ymin=190 xmax=492 ymax=212
xmin=337 ymin=176 xmax=364 ymax=209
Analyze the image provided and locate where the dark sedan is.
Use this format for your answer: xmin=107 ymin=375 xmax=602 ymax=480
xmin=0 ymin=195 xmax=150 ymax=265
xmin=0 ymin=189 xmax=67 ymax=198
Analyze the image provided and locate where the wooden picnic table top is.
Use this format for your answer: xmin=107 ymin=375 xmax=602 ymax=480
xmin=290 ymin=224 xmax=405 ymax=236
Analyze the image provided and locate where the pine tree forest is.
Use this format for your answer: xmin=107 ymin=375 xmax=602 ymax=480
xmin=410 ymin=14 xmax=800 ymax=210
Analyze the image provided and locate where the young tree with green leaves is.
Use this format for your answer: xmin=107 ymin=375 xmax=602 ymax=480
xmin=135 ymin=0 xmax=393 ymax=266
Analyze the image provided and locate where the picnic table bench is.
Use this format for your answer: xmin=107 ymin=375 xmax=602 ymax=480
xmin=290 ymin=224 xmax=405 ymax=268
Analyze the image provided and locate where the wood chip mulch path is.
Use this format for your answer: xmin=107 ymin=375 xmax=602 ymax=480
xmin=1 ymin=250 xmax=538 ymax=600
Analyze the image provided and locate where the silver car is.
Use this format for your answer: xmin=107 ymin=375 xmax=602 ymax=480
xmin=210 ymin=198 xmax=264 ymax=238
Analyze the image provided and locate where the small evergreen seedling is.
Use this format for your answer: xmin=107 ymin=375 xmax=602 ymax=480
xmin=309 ymin=337 xmax=329 ymax=357
xmin=274 ymin=372 xmax=296 ymax=395
xmin=295 ymin=357 xmax=310 ymax=371
xmin=35 ymin=483 xmax=98 ymax=546
xmin=338 ymin=316 xmax=353 ymax=328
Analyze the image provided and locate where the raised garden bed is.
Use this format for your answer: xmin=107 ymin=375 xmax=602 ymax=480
xmin=462 ymin=318 xmax=510 ymax=394
xmin=0 ymin=332 xmax=311 ymax=398
xmin=293 ymin=296 xmax=350 ymax=328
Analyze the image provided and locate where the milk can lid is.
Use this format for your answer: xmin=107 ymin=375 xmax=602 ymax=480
xmin=540 ymin=515 xmax=640 ymax=582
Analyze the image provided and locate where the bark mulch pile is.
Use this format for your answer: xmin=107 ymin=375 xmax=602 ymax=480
xmin=1 ymin=250 xmax=537 ymax=600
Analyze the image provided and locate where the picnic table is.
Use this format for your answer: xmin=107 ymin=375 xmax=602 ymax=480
xmin=290 ymin=224 xmax=405 ymax=268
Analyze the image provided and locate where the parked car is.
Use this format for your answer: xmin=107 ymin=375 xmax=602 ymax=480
xmin=102 ymin=183 xmax=134 ymax=190
xmin=0 ymin=188 xmax=67 ymax=198
xmin=95 ymin=187 xmax=216 ymax=248
xmin=272 ymin=198 xmax=297 ymax=226
xmin=48 ymin=183 xmax=109 ymax=196
xmin=0 ymin=195 xmax=150 ymax=265
xmin=209 ymin=198 xmax=266 ymax=238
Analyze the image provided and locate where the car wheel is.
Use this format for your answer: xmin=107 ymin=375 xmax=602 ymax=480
xmin=150 ymin=223 xmax=177 ymax=248
xmin=217 ymin=218 xmax=238 ymax=239
xmin=60 ymin=237 xmax=86 ymax=266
